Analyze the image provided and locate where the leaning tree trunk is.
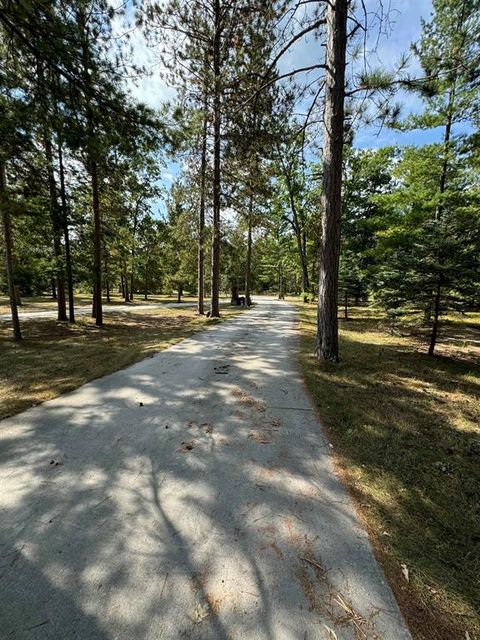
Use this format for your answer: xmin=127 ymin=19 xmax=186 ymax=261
xmin=316 ymin=0 xmax=347 ymax=362
xmin=210 ymin=0 xmax=221 ymax=318
xmin=1 ymin=163 xmax=22 ymax=340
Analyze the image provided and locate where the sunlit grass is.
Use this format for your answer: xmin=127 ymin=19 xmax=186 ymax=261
xmin=296 ymin=302 xmax=480 ymax=640
xmin=0 ymin=305 xmax=245 ymax=420
xmin=0 ymin=293 xmax=199 ymax=315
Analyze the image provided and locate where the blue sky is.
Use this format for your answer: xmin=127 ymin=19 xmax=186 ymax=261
xmin=121 ymin=0 xmax=460 ymax=211
xmin=127 ymin=0 xmax=442 ymax=147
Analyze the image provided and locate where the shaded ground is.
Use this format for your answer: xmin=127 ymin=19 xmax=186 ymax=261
xmin=297 ymin=304 xmax=480 ymax=640
xmin=0 ymin=305 xmax=241 ymax=420
xmin=0 ymin=300 xmax=410 ymax=639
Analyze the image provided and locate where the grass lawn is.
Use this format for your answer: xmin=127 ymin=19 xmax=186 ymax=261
xmin=297 ymin=303 xmax=480 ymax=640
xmin=0 ymin=305 xmax=245 ymax=420
xmin=0 ymin=293 xmax=198 ymax=315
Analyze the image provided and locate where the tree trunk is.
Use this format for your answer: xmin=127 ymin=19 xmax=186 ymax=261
xmin=120 ymin=272 xmax=125 ymax=299
xmin=91 ymin=160 xmax=103 ymax=325
xmin=79 ymin=10 xmax=102 ymax=327
xmin=105 ymin=254 xmax=110 ymax=303
xmin=177 ymin=284 xmax=182 ymax=304
xmin=428 ymin=85 xmax=455 ymax=351
xmin=44 ymin=131 xmax=67 ymax=321
xmin=428 ymin=280 xmax=441 ymax=356
xmin=0 ymin=163 xmax=22 ymax=340
xmin=436 ymin=85 xmax=455 ymax=221
xmin=51 ymin=278 xmax=57 ymax=299
xmin=316 ymin=0 xmax=347 ymax=362
xmin=198 ymin=76 xmax=208 ymax=316
xmin=57 ymin=140 xmax=75 ymax=323
xmin=344 ymin=289 xmax=348 ymax=320
xmin=245 ymin=192 xmax=253 ymax=306
xmin=130 ymin=204 xmax=139 ymax=302
xmin=123 ymin=266 xmax=129 ymax=303
xmin=278 ymin=267 xmax=285 ymax=300
xmin=288 ymin=198 xmax=309 ymax=299
xmin=210 ymin=0 xmax=221 ymax=318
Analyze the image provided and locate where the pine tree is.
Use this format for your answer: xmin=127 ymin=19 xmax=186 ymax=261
xmin=401 ymin=0 xmax=480 ymax=354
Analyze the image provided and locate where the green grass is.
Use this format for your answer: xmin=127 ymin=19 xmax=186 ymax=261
xmin=297 ymin=304 xmax=480 ymax=640
xmin=0 ymin=305 xmax=245 ymax=420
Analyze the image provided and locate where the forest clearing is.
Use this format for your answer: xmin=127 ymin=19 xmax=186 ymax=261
xmin=1 ymin=0 xmax=479 ymax=639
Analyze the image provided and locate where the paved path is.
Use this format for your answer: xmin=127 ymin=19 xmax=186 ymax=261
xmin=0 ymin=301 xmax=198 ymax=322
xmin=0 ymin=300 xmax=411 ymax=639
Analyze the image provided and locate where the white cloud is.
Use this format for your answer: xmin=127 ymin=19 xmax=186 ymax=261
xmin=110 ymin=4 xmax=177 ymax=109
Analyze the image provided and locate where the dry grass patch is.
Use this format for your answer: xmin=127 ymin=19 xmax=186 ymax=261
xmin=296 ymin=303 xmax=480 ymax=640
xmin=0 ymin=305 xmax=246 ymax=420
xmin=0 ymin=293 xmax=201 ymax=315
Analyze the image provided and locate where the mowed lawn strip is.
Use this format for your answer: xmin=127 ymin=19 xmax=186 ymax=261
xmin=296 ymin=303 xmax=480 ymax=640
xmin=0 ymin=293 xmax=198 ymax=316
xmin=0 ymin=305 xmax=245 ymax=420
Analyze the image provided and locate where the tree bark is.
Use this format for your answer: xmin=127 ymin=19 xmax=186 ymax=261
xmin=428 ymin=280 xmax=441 ymax=356
xmin=123 ymin=265 xmax=129 ymax=302
xmin=428 ymin=84 xmax=455 ymax=354
xmin=198 ymin=77 xmax=208 ymax=316
xmin=91 ymin=159 xmax=103 ymax=325
xmin=210 ymin=0 xmax=221 ymax=318
xmin=44 ymin=131 xmax=67 ymax=321
xmin=0 ymin=162 xmax=22 ymax=340
xmin=79 ymin=10 xmax=102 ymax=327
xmin=278 ymin=266 xmax=285 ymax=300
xmin=130 ymin=203 xmax=139 ymax=302
xmin=316 ymin=0 xmax=347 ymax=362
xmin=105 ymin=254 xmax=111 ymax=303
xmin=57 ymin=140 xmax=75 ymax=323
xmin=245 ymin=192 xmax=253 ymax=306
xmin=144 ymin=267 xmax=149 ymax=300
xmin=286 ymin=180 xmax=309 ymax=299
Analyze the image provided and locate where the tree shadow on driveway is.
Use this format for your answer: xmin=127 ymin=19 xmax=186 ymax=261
xmin=0 ymin=302 xmax=411 ymax=639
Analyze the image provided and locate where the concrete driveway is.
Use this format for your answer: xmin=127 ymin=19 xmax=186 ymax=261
xmin=0 ymin=299 xmax=411 ymax=639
